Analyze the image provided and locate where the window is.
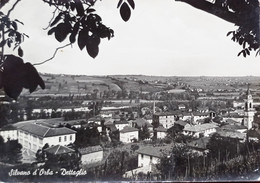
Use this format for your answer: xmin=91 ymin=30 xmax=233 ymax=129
xmin=150 ymin=156 xmax=152 ymax=160
xmin=70 ymin=135 xmax=72 ymax=141
xmin=59 ymin=137 xmax=61 ymax=142
xmin=141 ymin=154 xmax=143 ymax=159
xmin=64 ymin=136 xmax=67 ymax=142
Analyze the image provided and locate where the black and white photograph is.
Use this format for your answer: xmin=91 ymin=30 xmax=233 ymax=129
xmin=0 ymin=0 xmax=260 ymax=182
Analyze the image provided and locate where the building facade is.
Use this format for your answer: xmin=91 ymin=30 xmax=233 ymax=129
xmin=18 ymin=123 xmax=76 ymax=153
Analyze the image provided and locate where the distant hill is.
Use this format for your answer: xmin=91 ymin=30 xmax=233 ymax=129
xmin=20 ymin=74 xmax=260 ymax=97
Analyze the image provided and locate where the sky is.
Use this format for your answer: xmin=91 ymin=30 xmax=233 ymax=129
xmin=2 ymin=0 xmax=260 ymax=76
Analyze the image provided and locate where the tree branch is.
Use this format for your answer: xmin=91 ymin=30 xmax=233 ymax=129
xmin=7 ymin=0 xmax=21 ymax=17
xmin=33 ymin=43 xmax=72 ymax=66
xmin=43 ymin=8 xmax=58 ymax=30
xmin=175 ymin=0 xmax=240 ymax=25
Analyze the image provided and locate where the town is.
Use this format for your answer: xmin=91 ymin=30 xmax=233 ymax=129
xmin=1 ymin=74 xmax=260 ymax=181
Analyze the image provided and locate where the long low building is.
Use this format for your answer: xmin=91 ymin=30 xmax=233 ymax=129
xmin=183 ymin=123 xmax=218 ymax=138
xmin=18 ymin=123 xmax=76 ymax=153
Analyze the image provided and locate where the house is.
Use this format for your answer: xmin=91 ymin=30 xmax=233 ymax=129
xmin=220 ymin=124 xmax=247 ymax=133
xmin=154 ymin=126 xmax=167 ymax=139
xmin=44 ymin=145 xmax=75 ymax=155
xmin=178 ymin=104 xmax=186 ymax=110
xmin=216 ymin=129 xmax=246 ymax=142
xmin=247 ymin=129 xmax=260 ymax=142
xmin=132 ymin=118 xmax=154 ymax=138
xmin=132 ymin=118 xmax=153 ymax=130
xmin=114 ymin=120 xmax=129 ymax=131
xmin=17 ymin=123 xmax=76 ymax=153
xmin=124 ymin=145 xmax=173 ymax=176
xmin=153 ymin=112 xmax=176 ymax=129
xmin=173 ymin=120 xmax=191 ymax=132
xmin=187 ymin=137 xmax=210 ymax=155
xmin=119 ymin=126 xmax=139 ymax=143
xmin=0 ymin=125 xmax=18 ymax=142
xmin=183 ymin=123 xmax=217 ymax=138
xmin=78 ymin=145 xmax=103 ymax=165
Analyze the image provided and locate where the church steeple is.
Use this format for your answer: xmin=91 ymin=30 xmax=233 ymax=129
xmin=244 ymin=83 xmax=254 ymax=129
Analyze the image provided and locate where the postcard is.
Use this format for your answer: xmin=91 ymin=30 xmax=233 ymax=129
xmin=0 ymin=0 xmax=259 ymax=182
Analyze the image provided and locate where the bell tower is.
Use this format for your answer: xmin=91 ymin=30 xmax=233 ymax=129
xmin=244 ymin=85 xmax=254 ymax=129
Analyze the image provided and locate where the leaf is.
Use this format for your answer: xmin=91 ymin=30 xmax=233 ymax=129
xmin=120 ymin=2 xmax=131 ymax=22
xmin=245 ymin=48 xmax=250 ymax=56
xmin=50 ymin=13 xmax=63 ymax=27
xmin=117 ymin=0 xmax=123 ymax=8
xmin=2 ymin=55 xmax=25 ymax=100
xmin=127 ymin=0 xmax=135 ymax=9
xmin=87 ymin=8 xmax=96 ymax=13
xmin=69 ymin=22 xmax=80 ymax=43
xmin=226 ymin=31 xmax=233 ymax=37
xmin=75 ymin=2 xmax=84 ymax=16
xmin=23 ymin=63 xmax=45 ymax=93
xmin=86 ymin=34 xmax=100 ymax=58
xmin=48 ymin=27 xmax=56 ymax=35
xmin=18 ymin=46 xmax=23 ymax=57
xmin=0 ymin=40 xmax=6 ymax=47
xmin=77 ymin=28 xmax=89 ymax=50
xmin=2 ymin=55 xmax=45 ymax=99
xmin=54 ymin=23 xmax=72 ymax=42
xmin=11 ymin=21 xmax=17 ymax=30
xmin=242 ymin=50 xmax=246 ymax=57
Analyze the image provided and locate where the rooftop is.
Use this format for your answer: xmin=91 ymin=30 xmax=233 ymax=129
xmin=120 ymin=126 xmax=138 ymax=133
xmin=187 ymin=137 xmax=210 ymax=150
xmin=18 ymin=123 xmax=76 ymax=137
xmin=221 ymin=124 xmax=247 ymax=131
xmin=155 ymin=126 xmax=167 ymax=132
xmin=133 ymin=118 xmax=153 ymax=128
xmin=174 ymin=120 xmax=189 ymax=127
xmin=44 ymin=145 xmax=75 ymax=155
xmin=136 ymin=145 xmax=172 ymax=158
xmin=0 ymin=125 xmax=17 ymax=131
xmin=217 ymin=129 xmax=246 ymax=140
xmin=183 ymin=123 xmax=218 ymax=132
xmin=78 ymin=145 xmax=103 ymax=155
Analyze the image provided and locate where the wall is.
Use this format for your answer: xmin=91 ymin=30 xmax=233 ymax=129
xmin=81 ymin=151 xmax=103 ymax=164
xmin=120 ymin=131 xmax=138 ymax=143
xmin=138 ymin=153 xmax=160 ymax=167
xmin=0 ymin=130 xmax=18 ymax=142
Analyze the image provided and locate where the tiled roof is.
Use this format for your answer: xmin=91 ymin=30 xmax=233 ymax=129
xmin=221 ymin=124 xmax=247 ymax=131
xmin=78 ymin=145 xmax=103 ymax=155
xmin=248 ymin=130 xmax=260 ymax=139
xmin=174 ymin=120 xmax=188 ymax=127
xmin=155 ymin=126 xmax=167 ymax=132
xmin=0 ymin=125 xmax=17 ymax=131
xmin=217 ymin=129 xmax=246 ymax=140
xmin=18 ymin=123 xmax=76 ymax=137
xmin=183 ymin=123 xmax=217 ymax=132
xmin=153 ymin=112 xmax=177 ymax=116
xmin=44 ymin=145 xmax=75 ymax=155
xmin=114 ymin=120 xmax=129 ymax=125
xmin=136 ymin=145 xmax=172 ymax=158
xmin=133 ymin=118 xmax=153 ymax=128
xmin=120 ymin=126 xmax=138 ymax=133
xmin=187 ymin=137 xmax=210 ymax=150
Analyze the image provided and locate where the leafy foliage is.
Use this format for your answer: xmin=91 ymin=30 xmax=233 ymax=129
xmin=0 ymin=55 xmax=45 ymax=99
xmin=225 ymin=0 xmax=260 ymax=57
xmin=43 ymin=0 xmax=114 ymax=58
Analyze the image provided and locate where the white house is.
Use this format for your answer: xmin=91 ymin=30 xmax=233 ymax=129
xmin=114 ymin=120 xmax=129 ymax=131
xmin=18 ymin=123 xmax=76 ymax=153
xmin=153 ymin=112 xmax=176 ymax=129
xmin=183 ymin=123 xmax=218 ymax=138
xmin=136 ymin=145 xmax=172 ymax=170
xmin=155 ymin=126 xmax=167 ymax=139
xmin=78 ymin=145 xmax=103 ymax=165
xmin=119 ymin=126 xmax=139 ymax=143
xmin=0 ymin=125 xmax=18 ymax=142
